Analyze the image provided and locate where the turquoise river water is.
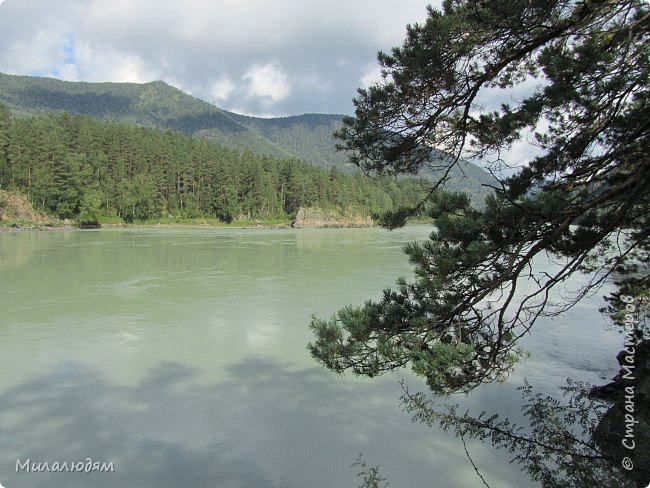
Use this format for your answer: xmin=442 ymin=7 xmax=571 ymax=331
xmin=0 ymin=226 xmax=624 ymax=487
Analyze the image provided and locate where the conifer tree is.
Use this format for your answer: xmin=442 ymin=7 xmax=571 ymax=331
xmin=0 ymin=103 xmax=10 ymax=189
xmin=309 ymin=0 xmax=649 ymax=394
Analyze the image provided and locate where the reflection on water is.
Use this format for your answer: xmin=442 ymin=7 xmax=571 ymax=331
xmin=0 ymin=226 xmax=626 ymax=487
xmin=402 ymin=375 xmax=646 ymax=487
xmin=0 ymin=357 xmax=539 ymax=488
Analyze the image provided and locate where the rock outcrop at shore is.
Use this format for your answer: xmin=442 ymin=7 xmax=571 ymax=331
xmin=591 ymin=339 xmax=650 ymax=487
xmin=0 ymin=190 xmax=55 ymax=227
xmin=291 ymin=207 xmax=373 ymax=228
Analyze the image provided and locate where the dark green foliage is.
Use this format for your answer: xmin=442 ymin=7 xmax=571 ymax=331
xmin=400 ymin=379 xmax=637 ymax=487
xmin=0 ymin=110 xmax=429 ymax=222
xmin=351 ymin=454 xmax=390 ymax=488
xmin=0 ymin=103 xmax=10 ymax=189
xmin=310 ymin=0 xmax=649 ymax=394
xmin=0 ymin=73 xmax=299 ymax=160
xmin=0 ymin=72 xmax=496 ymax=204
xmin=76 ymin=186 xmax=103 ymax=228
xmin=229 ymin=113 xmax=353 ymax=169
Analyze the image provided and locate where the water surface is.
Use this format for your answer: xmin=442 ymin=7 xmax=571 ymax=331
xmin=0 ymin=227 xmax=623 ymax=487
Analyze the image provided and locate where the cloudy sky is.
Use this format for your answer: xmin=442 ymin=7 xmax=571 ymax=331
xmin=0 ymin=0 xmax=438 ymax=117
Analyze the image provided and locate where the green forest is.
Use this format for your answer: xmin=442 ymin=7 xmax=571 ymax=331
xmin=0 ymin=72 xmax=498 ymax=206
xmin=0 ymin=105 xmax=428 ymax=226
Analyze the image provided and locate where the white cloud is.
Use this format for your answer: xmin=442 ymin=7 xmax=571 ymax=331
xmin=474 ymin=75 xmax=548 ymax=113
xmin=0 ymin=0 xmax=438 ymax=115
xmin=492 ymin=118 xmax=550 ymax=172
xmin=72 ymin=41 xmax=155 ymax=83
xmin=243 ymin=62 xmax=290 ymax=104
xmin=296 ymin=72 xmax=332 ymax=92
xmin=1 ymin=29 xmax=63 ymax=75
xmin=57 ymin=62 xmax=79 ymax=81
xmin=359 ymin=65 xmax=383 ymax=88
xmin=209 ymin=77 xmax=236 ymax=102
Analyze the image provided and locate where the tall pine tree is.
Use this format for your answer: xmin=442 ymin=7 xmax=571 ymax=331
xmin=309 ymin=0 xmax=649 ymax=394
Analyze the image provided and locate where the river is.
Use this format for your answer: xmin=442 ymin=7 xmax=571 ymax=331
xmin=0 ymin=226 xmax=624 ymax=487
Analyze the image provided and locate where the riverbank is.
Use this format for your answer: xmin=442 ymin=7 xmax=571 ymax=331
xmin=0 ymin=190 xmax=63 ymax=231
xmin=1 ymin=217 xmax=430 ymax=232
xmin=1 ymin=190 xmax=427 ymax=231
xmin=0 ymin=224 xmax=74 ymax=232
xmin=0 ymin=221 xmax=289 ymax=232
xmin=1 ymin=209 xmax=369 ymax=231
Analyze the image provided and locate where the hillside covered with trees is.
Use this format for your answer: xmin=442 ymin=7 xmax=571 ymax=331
xmin=0 ymin=72 xmax=496 ymax=205
xmin=0 ymin=105 xmax=428 ymax=226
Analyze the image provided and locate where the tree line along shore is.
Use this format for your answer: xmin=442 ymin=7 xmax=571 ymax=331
xmin=0 ymin=106 xmax=429 ymax=229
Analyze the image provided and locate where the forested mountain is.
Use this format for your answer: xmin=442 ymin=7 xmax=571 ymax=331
xmin=228 ymin=112 xmax=351 ymax=168
xmin=0 ymin=73 xmax=299 ymax=160
xmin=0 ymin=72 xmax=495 ymax=204
xmin=0 ymin=107 xmax=427 ymax=225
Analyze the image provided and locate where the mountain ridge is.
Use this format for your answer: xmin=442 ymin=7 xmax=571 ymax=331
xmin=0 ymin=72 xmax=495 ymax=204
xmin=0 ymin=73 xmax=345 ymax=161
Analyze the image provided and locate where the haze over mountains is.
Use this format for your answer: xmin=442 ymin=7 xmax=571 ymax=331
xmin=0 ymin=72 xmax=496 ymax=204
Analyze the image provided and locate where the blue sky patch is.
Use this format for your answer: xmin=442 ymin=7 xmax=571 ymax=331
xmin=62 ymin=33 xmax=76 ymax=65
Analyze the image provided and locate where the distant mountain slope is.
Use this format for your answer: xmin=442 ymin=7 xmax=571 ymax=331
xmin=0 ymin=73 xmax=297 ymax=159
xmin=0 ymin=72 xmax=496 ymax=204
xmin=229 ymin=112 xmax=352 ymax=169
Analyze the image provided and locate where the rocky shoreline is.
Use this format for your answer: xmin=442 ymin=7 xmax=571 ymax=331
xmin=0 ymin=224 xmax=74 ymax=232
xmin=1 ymin=190 xmax=376 ymax=231
xmin=0 ymin=220 xmax=371 ymax=232
xmin=290 ymin=207 xmax=373 ymax=228
xmin=590 ymin=340 xmax=649 ymax=486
